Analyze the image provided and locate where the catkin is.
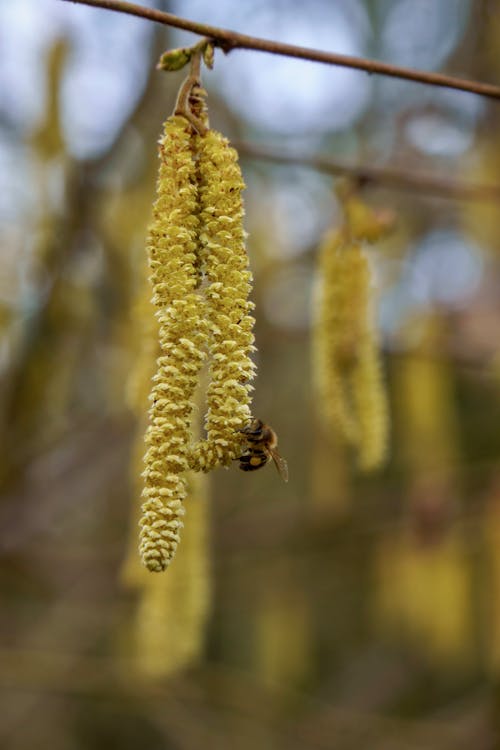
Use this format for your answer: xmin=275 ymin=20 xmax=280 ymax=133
xmin=189 ymin=130 xmax=256 ymax=471
xmin=313 ymin=230 xmax=359 ymax=443
xmin=139 ymin=112 xmax=256 ymax=570
xmin=139 ymin=116 xmax=208 ymax=572
xmin=313 ymin=192 xmax=390 ymax=471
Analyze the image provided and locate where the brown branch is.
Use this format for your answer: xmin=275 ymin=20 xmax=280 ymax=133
xmin=60 ymin=0 xmax=500 ymax=101
xmin=234 ymin=140 xmax=500 ymax=202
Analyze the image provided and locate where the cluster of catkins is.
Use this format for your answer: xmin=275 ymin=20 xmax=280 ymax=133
xmin=140 ymin=115 xmax=256 ymax=572
xmin=313 ymin=190 xmax=393 ymax=471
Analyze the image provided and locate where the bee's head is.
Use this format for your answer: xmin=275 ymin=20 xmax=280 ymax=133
xmin=238 ymin=418 xmax=264 ymax=436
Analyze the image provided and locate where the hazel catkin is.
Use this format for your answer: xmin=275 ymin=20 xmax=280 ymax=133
xmin=139 ymin=114 xmax=256 ymax=570
xmin=313 ymin=193 xmax=390 ymax=471
xmin=189 ymin=129 xmax=256 ymax=471
xmin=139 ymin=115 xmax=208 ymax=572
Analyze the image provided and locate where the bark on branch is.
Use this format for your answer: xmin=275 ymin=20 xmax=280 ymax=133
xmin=61 ymin=0 xmax=500 ymax=101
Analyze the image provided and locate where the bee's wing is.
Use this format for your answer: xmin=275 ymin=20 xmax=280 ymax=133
xmin=269 ymin=449 xmax=289 ymax=483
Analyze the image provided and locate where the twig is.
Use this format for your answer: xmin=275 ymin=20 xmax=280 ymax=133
xmin=234 ymin=140 xmax=500 ymax=202
xmin=173 ymin=43 xmax=208 ymax=134
xmin=60 ymin=0 xmax=500 ymax=101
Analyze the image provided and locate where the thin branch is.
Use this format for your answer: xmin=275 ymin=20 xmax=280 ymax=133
xmin=234 ymin=140 xmax=500 ymax=202
xmin=61 ymin=0 xmax=500 ymax=101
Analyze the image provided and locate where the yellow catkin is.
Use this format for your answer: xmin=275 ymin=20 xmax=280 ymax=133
xmin=313 ymin=199 xmax=390 ymax=471
xmin=349 ymin=245 xmax=388 ymax=471
xmin=139 ymin=115 xmax=208 ymax=572
xmin=394 ymin=313 xmax=459 ymax=478
xmin=374 ymin=528 xmax=472 ymax=666
xmin=313 ymin=231 xmax=369 ymax=443
xmin=313 ymin=230 xmax=354 ymax=441
xmin=346 ymin=198 xmax=390 ymax=470
xmin=139 ymin=114 xmax=256 ymax=568
xmin=189 ymin=130 xmax=256 ymax=471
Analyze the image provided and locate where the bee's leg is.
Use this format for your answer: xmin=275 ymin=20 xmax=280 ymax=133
xmin=240 ymin=450 xmax=268 ymax=472
xmin=238 ymin=453 xmax=253 ymax=471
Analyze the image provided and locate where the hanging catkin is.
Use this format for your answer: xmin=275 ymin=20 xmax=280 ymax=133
xmin=139 ymin=66 xmax=256 ymax=570
xmin=189 ymin=130 xmax=256 ymax=471
xmin=139 ymin=116 xmax=208 ymax=572
xmin=313 ymin=190 xmax=391 ymax=471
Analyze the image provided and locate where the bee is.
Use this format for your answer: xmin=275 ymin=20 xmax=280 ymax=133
xmin=237 ymin=418 xmax=289 ymax=482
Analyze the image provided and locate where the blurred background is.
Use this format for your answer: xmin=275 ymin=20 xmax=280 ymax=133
xmin=1 ymin=0 xmax=500 ymax=747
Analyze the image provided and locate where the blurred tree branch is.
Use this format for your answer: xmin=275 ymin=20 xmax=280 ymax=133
xmin=235 ymin=141 xmax=500 ymax=202
xmin=61 ymin=0 xmax=500 ymax=100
